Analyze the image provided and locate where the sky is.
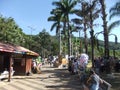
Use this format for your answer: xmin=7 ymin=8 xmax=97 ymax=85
xmin=0 ymin=0 xmax=120 ymax=42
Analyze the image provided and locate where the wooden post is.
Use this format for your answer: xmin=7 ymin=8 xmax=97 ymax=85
xmin=8 ymin=54 xmax=12 ymax=82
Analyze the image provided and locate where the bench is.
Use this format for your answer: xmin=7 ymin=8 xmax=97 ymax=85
xmin=0 ymin=71 xmax=15 ymax=81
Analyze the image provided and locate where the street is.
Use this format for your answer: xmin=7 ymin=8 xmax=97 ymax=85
xmin=0 ymin=65 xmax=83 ymax=90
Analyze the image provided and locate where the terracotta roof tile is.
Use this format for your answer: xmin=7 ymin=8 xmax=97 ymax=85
xmin=0 ymin=42 xmax=39 ymax=56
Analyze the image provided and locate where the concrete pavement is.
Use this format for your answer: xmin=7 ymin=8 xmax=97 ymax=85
xmin=0 ymin=65 xmax=83 ymax=90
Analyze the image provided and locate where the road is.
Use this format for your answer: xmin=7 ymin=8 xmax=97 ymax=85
xmin=0 ymin=64 xmax=83 ymax=90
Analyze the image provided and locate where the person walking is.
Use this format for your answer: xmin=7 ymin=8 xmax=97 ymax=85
xmin=87 ymin=69 xmax=103 ymax=90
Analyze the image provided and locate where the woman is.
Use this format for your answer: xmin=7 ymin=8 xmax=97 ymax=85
xmin=87 ymin=69 xmax=103 ymax=90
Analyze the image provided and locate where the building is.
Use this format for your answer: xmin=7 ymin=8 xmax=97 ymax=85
xmin=0 ymin=42 xmax=39 ymax=81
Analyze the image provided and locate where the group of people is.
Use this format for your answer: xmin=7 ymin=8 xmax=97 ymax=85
xmin=68 ymin=53 xmax=89 ymax=75
xmin=94 ymin=56 xmax=119 ymax=74
xmin=31 ymin=59 xmax=43 ymax=74
xmin=68 ymin=54 xmax=112 ymax=90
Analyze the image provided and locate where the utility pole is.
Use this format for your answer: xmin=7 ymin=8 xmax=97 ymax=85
xmin=28 ymin=26 xmax=35 ymax=49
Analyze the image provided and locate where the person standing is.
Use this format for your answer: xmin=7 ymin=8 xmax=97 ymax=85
xmin=94 ymin=57 xmax=101 ymax=75
xmin=73 ymin=59 xmax=78 ymax=74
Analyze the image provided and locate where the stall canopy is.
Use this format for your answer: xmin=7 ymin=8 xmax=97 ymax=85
xmin=0 ymin=42 xmax=39 ymax=56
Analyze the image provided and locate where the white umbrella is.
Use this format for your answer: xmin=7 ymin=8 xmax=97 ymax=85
xmin=79 ymin=53 xmax=89 ymax=67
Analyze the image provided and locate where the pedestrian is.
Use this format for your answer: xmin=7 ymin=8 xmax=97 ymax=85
xmin=94 ymin=57 xmax=101 ymax=75
xmin=87 ymin=69 xmax=103 ymax=90
xmin=73 ymin=59 xmax=78 ymax=74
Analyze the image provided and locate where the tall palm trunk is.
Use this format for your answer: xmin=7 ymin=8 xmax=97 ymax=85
xmin=57 ymin=24 xmax=62 ymax=55
xmin=90 ymin=7 xmax=94 ymax=68
xmin=100 ymin=0 xmax=110 ymax=73
xmin=63 ymin=19 xmax=68 ymax=56
xmin=100 ymin=0 xmax=109 ymax=59
xmin=83 ymin=23 xmax=88 ymax=54
xmin=82 ymin=3 xmax=88 ymax=54
xmin=67 ymin=21 xmax=72 ymax=58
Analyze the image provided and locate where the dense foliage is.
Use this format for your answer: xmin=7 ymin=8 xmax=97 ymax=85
xmin=0 ymin=15 xmax=59 ymax=58
xmin=1 ymin=0 xmax=120 ymax=59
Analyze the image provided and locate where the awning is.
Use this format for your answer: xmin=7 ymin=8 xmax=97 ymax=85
xmin=0 ymin=42 xmax=39 ymax=56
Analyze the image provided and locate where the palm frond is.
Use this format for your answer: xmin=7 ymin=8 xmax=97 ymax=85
xmin=50 ymin=22 xmax=57 ymax=31
xmin=108 ymin=20 xmax=120 ymax=33
xmin=71 ymin=18 xmax=83 ymax=25
xmin=109 ymin=2 xmax=120 ymax=20
xmin=109 ymin=2 xmax=120 ymax=13
xmin=109 ymin=12 xmax=120 ymax=20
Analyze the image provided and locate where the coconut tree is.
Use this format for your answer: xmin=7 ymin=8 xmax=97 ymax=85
xmin=72 ymin=0 xmax=100 ymax=67
xmin=72 ymin=1 xmax=89 ymax=54
xmin=99 ymin=0 xmax=109 ymax=59
xmin=109 ymin=1 xmax=120 ymax=31
xmin=88 ymin=0 xmax=101 ymax=67
xmin=99 ymin=0 xmax=112 ymax=74
xmin=51 ymin=0 xmax=78 ymax=58
xmin=48 ymin=8 xmax=62 ymax=55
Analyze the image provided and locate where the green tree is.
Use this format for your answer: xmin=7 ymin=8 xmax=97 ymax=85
xmin=0 ymin=16 xmax=25 ymax=45
xmin=52 ymin=0 xmax=78 ymax=57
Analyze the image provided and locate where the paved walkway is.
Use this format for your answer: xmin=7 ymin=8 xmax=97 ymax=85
xmin=0 ymin=65 xmax=83 ymax=90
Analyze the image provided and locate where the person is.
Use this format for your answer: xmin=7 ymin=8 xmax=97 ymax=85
xmin=94 ymin=57 xmax=101 ymax=75
xmin=73 ymin=59 xmax=78 ymax=74
xmin=87 ymin=69 xmax=103 ymax=90
xmin=11 ymin=65 xmax=14 ymax=72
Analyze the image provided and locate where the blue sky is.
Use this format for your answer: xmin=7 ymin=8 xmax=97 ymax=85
xmin=0 ymin=0 xmax=120 ymax=42
xmin=0 ymin=0 xmax=56 ymax=35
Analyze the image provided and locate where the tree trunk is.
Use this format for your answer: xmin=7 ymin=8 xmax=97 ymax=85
xmin=84 ymin=24 xmax=88 ymax=54
xmin=100 ymin=0 xmax=110 ymax=73
xmin=90 ymin=5 xmax=94 ymax=68
xmin=59 ymin=29 xmax=62 ymax=55
xmin=68 ymin=22 xmax=71 ymax=59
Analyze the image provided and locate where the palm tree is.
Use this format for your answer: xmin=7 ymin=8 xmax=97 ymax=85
xmin=51 ymin=0 xmax=78 ymax=58
xmin=109 ymin=1 xmax=120 ymax=31
xmin=88 ymin=0 xmax=101 ymax=67
xmin=72 ymin=0 xmax=100 ymax=67
xmin=48 ymin=8 xmax=62 ymax=55
xmin=99 ymin=0 xmax=109 ymax=59
xmin=99 ymin=0 xmax=112 ymax=74
xmin=72 ymin=1 xmax=90 ymax=54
